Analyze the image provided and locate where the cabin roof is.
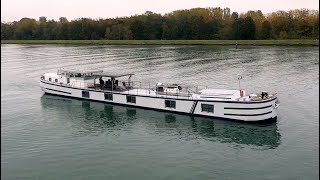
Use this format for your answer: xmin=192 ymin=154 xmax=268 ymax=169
xmin=44 ymin=72 xmax=60 ymax=78
xmin=92 ymin=72 xmax=135 ymax=78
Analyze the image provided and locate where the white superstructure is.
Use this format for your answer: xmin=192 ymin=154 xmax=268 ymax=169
xmin=40 ymin=69 xmax=280 ymax=122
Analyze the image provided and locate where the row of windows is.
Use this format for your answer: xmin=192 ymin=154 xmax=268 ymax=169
xmin=82 ymin=92 xmax=135 ymax=103
xmin=105 ymin=94 xmax=137 ymax=104
xmin=48 ymin=77 xmax=58 ymax=82
xmin=165 ymin=100 xmax=214 ymax=113
xmin=82 ymin=91 xmax=214 ymax=113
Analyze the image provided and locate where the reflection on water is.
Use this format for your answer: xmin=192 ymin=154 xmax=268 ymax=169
xmin=40 ymin=94 xmax=281 ymax=149
xmin=3 ymin=45 xmax=318 ymax=179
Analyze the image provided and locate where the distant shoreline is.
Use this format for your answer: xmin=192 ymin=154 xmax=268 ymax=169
xmin=1 ymin=40 xmax=319 ymax=46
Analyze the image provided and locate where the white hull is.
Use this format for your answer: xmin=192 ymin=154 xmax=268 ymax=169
xmin=40 ymin=80 xmax=278 ymax=122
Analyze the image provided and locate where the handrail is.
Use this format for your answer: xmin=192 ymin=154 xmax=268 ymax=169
xmin=42 ymin=78 xmax=201 ymax=97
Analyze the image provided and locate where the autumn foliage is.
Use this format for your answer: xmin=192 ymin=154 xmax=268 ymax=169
xmin=1 ymin=8 xmax=319 ymax=40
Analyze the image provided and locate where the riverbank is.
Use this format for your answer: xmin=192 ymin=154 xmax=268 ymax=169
xmin=1 ymin=40 xmax=319 ymax=46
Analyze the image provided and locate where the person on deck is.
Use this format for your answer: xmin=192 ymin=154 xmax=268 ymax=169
xmin=99 ymin=77 xmax=104 ymax=88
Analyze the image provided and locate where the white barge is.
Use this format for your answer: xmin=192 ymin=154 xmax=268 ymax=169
xmin=40 ymin=69 xmax=280 ymax=122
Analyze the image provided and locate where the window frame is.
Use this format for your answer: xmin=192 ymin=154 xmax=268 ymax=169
xmin=104 ymin=93 xmax=113 ymax=101
xmin=165 ymin=100 xmax=176 ymax=109
xmin=201 ymin=104 xmax=214 ymax=113
xmin=82 ymin=91 xmax=90 ymax=98
xmin=126 ymin=95 xmax=136 ymax=104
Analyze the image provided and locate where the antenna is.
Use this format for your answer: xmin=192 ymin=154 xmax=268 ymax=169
xmin=237 ymin=75 xmax=243 ymax=90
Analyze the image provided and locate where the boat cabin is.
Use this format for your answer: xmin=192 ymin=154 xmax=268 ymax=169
xmin=41 ymin=69 xmax=134 ymax=91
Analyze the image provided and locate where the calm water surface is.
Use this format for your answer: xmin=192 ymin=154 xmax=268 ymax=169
xmin=1 ymin=45 xmax=319 ymax=179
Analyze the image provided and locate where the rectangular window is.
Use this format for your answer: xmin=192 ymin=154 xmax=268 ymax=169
xmin=82 ymin=91 xmax=90 ymax=98
xmin=165 ymin=100 xmax=176 ymax=109
xmin=126 ymin=95 xmax=136 ymax=104
xmin=201 ymin=104 xmax=214 ymax=113
xmin=104 ymin=93 xmax=113 ymax=101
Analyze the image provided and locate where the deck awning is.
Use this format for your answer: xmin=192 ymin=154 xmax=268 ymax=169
xmin=57 ymin=69 xmax=134 ymax=78
xmin=92 ymin=72 xmax=135 ymax=78
xmin=58 ymin=69 xmax=103 ymax=74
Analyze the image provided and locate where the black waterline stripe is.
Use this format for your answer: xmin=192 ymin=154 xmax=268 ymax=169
xmin=224 ymin=105 xmax=272 ymax=110
xmin=224 ymin=111 xmax=272 ymax=116
xmin=40 ymin=80 xmax=277 ymax=104
xmin=45 ymin=88 xmax=72 ymax=94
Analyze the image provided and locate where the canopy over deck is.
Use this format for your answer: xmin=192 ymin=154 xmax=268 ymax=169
xmin=57 ymin=69 xmax=134 ymax=79
xmin=58 ymin=69 xmax=103 ymax=74
xmin=92 ymin=72 xmax=135 ymax=78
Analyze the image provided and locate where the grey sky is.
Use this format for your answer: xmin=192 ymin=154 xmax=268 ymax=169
xmin=1 ymin=0 xmax=319 ymax=22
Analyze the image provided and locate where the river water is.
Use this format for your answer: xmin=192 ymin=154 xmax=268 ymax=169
xmin=1 ymin=45 xmax=319 ymax=179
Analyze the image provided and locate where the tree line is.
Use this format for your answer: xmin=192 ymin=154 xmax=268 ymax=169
xmin=1 ymin=7 xmax=319 ymax=40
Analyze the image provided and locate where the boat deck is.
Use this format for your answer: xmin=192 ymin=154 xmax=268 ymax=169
xmin=86 ymin=86 xmax=248 ymax=101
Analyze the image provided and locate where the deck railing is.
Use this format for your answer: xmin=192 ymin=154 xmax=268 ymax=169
xmin=43 ymin=78 xmax=205 ymax=99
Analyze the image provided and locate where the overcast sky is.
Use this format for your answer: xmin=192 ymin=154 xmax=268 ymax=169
xmin=1 ymin=0 xmax=319 ymax=22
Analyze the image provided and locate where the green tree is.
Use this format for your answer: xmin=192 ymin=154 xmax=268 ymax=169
xmin=1 ymin=23 xmax=14 ymax=39
xmin=57 ymin=17 xmax=69 ymax=40
xmin=13 ymin=18 xmax=37 ymax=39
xmin=242 ymin=10 xmax=265 ymax=39
xmin=231 ymin=18 xmax=243 ymax=39
xmin=261 ymin=20 xmax=273 ymax=39
xmin=242 ymin=16 xmax=256 ymax=39
xmin=267 ymin=11 xmax=293 ymax=39
xmin=105 ymin=27 xmax=111 ymax=39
